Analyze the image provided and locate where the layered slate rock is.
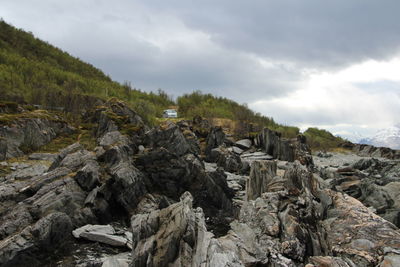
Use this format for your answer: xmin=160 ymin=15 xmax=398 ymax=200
xmin=207 ymin=146 xmax=243 ymax=173
xmin=351 ymin=143 xmax=400 ymax=160
xmin=246 ymin=160 xmax=278 ymax=200
xmin=315 ymin=153 xmax=400 ymax=227
xmin=216 ymin=161 xmax=400 ymax=266
xmin=130 ymin=192 xmax=242 ymax=267
xmin=0 ymin=212 xmax=73 ymax=267
xmin=136 ymin=121 xmax=235 ymax=235
xmin=255 ymin=128 xmax=313 ymax=165
xmin=205 ymin=126 xmax=226 ymax=157
xmin=0 ymin=110 xmax=75 ymax=160
xmin=88 ymin=98 xmax=147 ymax=139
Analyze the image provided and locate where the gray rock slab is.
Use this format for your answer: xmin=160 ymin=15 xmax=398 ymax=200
xmin=28 ymin=153 xmax=57 ymax=161
xmin=102 ymin=252 xmax=131 ymax=267
xmin=232 ymin=146 xmax=244 ymax=155
xmin=80 ymin=231 xmax=128 ymax=247
xmin=72 ymin=224 xmax=115 ymax=238
xmin=6 ymin=164 xmax=48 ymax=180
xmin=235 ymin=139 xmax=252 ymax=149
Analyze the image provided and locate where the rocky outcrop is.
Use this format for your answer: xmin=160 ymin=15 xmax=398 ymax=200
xmin=0 ymin=100 xmax=150 ymax=266
xmin=205 ymin=126 xmax=226 ymax=157
xmin=130 ymin=192 xmax=242 ymax=267
xmin=315 ymin=153 xmax=400 ymax=227
xmin=129 ymin=159 xmax=400 ymax=266
xmin=246 ymin=160 xmax=278 ymax=200
xmin=0 ymin=212 xmax=73 ymax=267
xmin=0 ymin=110 xmax=75 ymax=160
xmin=144 ymin=122 xmax=193 ymax=156
xmin=255 ymin=128 xmax=313 ymax=165
xmin=207 ymin=146 xmax=243 ymax=173
xmin=73 ymin=224 xmax=132 ymax=248
xmin=88 ymin=98 xmax=147 ymax=139
xmin=136 ymin=132 xmax=234 ymax=222
xmin=2 ymin=99 xmax=400 ymax=266
xmin=351 ymin=143 xmax=400 ymax=160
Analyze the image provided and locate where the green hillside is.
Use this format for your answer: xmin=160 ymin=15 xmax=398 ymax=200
xmin=0 ymin=19 xmax=174 ymax=123
xmin=304 ymin=127 xmax=347 ymax=151
xmin=0 ymin=19 xmax=346 ymax=149
xmin=177 ymin=91 xmax=300 ymax=138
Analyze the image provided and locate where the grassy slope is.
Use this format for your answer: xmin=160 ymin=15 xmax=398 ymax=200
xmin=0 ymin=20 xmax=345 ymax=149
xmin=0 ymin=20 xmax=174 ymax=124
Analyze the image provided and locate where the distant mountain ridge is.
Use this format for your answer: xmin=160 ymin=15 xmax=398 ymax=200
xmin=359 ymin=124 xmax=400 ymax=150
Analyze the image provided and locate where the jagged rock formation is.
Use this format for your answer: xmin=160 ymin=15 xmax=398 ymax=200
xmin=130 ymin=161 xmax=400 ymax=266
xmin=0 ymin=110 xmax=75 ymax=160
xmin=246 ymin=160 xmax=277 ymax=200
xmin=130 ymin=192 xmax=242 ymax=267
xmin=315 ymin=153 xmax=400 ymax=228
xmin=351 ymin=143 xmax=400 ymax=160
xmin=205 ymin=126 xmax=226 ymax=157
xmin=1 ymin=101 xmax=400 ymax=266
xmin=255 ymin=128 xmax=314 ymax=165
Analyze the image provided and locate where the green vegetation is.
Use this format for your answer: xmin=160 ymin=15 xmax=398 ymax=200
xmin=38 ymin=125 xmax=96 ymax=153
xmin=177 ymin=91 xmax=299 ymax=138
xmin=0 ymin=109 xmax=62 ymax=126
xmin=0 ymin=20 xmax=347 ymax=151
xmin=303 ymin=127 xmax=347 ymax=151
xmin=0 ymin=20 xmax=174 ymax=125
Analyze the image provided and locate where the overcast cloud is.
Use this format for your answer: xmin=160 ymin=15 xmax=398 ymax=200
xmin=2 ymin=0 xmax=400 ymax=139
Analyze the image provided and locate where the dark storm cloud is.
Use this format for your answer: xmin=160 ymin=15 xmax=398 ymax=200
xmin=147 ymin=0 xmax=400 ymax=69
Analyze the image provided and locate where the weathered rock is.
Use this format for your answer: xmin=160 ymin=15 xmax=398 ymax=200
xmin=130 ymin=192 xmax=243 ymax=267
xmin=235 ymin=139 xmax=252 ymax=150
xmin=72 ymin=224 xmax=115 ymax=238
xmin=5 ymin=163 xmax=48 ymax=180
xmin=176 ymin=120 xmax=201 ymax=155
xmin=28 ymin=152 xmax=57 ymax=161
xmin=352 ymin=143 xmax=400 ymax=160
xmin=232 ymin=146 xmax=244 ymax=155
xmin=102 ymin=252 xmax=131 ymax=267
xmin=109 ymin=161 xmax=147 ymax=214
xmin=79 ymin=231 xmax=128 ymax=247
xmin=90 ymin=98 xmax=146 ymax=139
xmin=99 ymin=131 xmax=130 ymax=147
xmin=191 ymin=115 xmax=212 ymax=138
xmin=321 ymin=190 xmax=400 ymax=266
xmin=48 ymin=142 xmax=84 ymax=170
xmin=246 ymin=160 xmax=277 ymax=201
xmin=205 ymin=126 xmax=226 ymax=157
xmin=0 ymin=212 xmax=73 ymax=267
xmin=136 ymin=148 xmax=234 ymax=226
xmin=255 ymin=128 xmax=313 ymax=166
xmin=0 ymin=113 xmax=75 ymax=160
xmin=207 ymin=146 xmax=243 ymax=173
xmin=308 ymin=256 xmax=353 ymax=267
xmin=74 ymin=160 xmax=100 ymax=191
xmin=145 ymin=122 xmax=192 ymax=156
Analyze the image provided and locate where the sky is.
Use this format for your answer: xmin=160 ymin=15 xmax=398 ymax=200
xmin=2 ymin=0 xmax=400 ymax=140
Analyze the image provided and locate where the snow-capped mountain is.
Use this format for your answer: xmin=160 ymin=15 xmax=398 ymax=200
xmin=359 ymin=124 xmax=400 ymax=150
xmin=337 ymin=131 xmax=365 ymax=143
